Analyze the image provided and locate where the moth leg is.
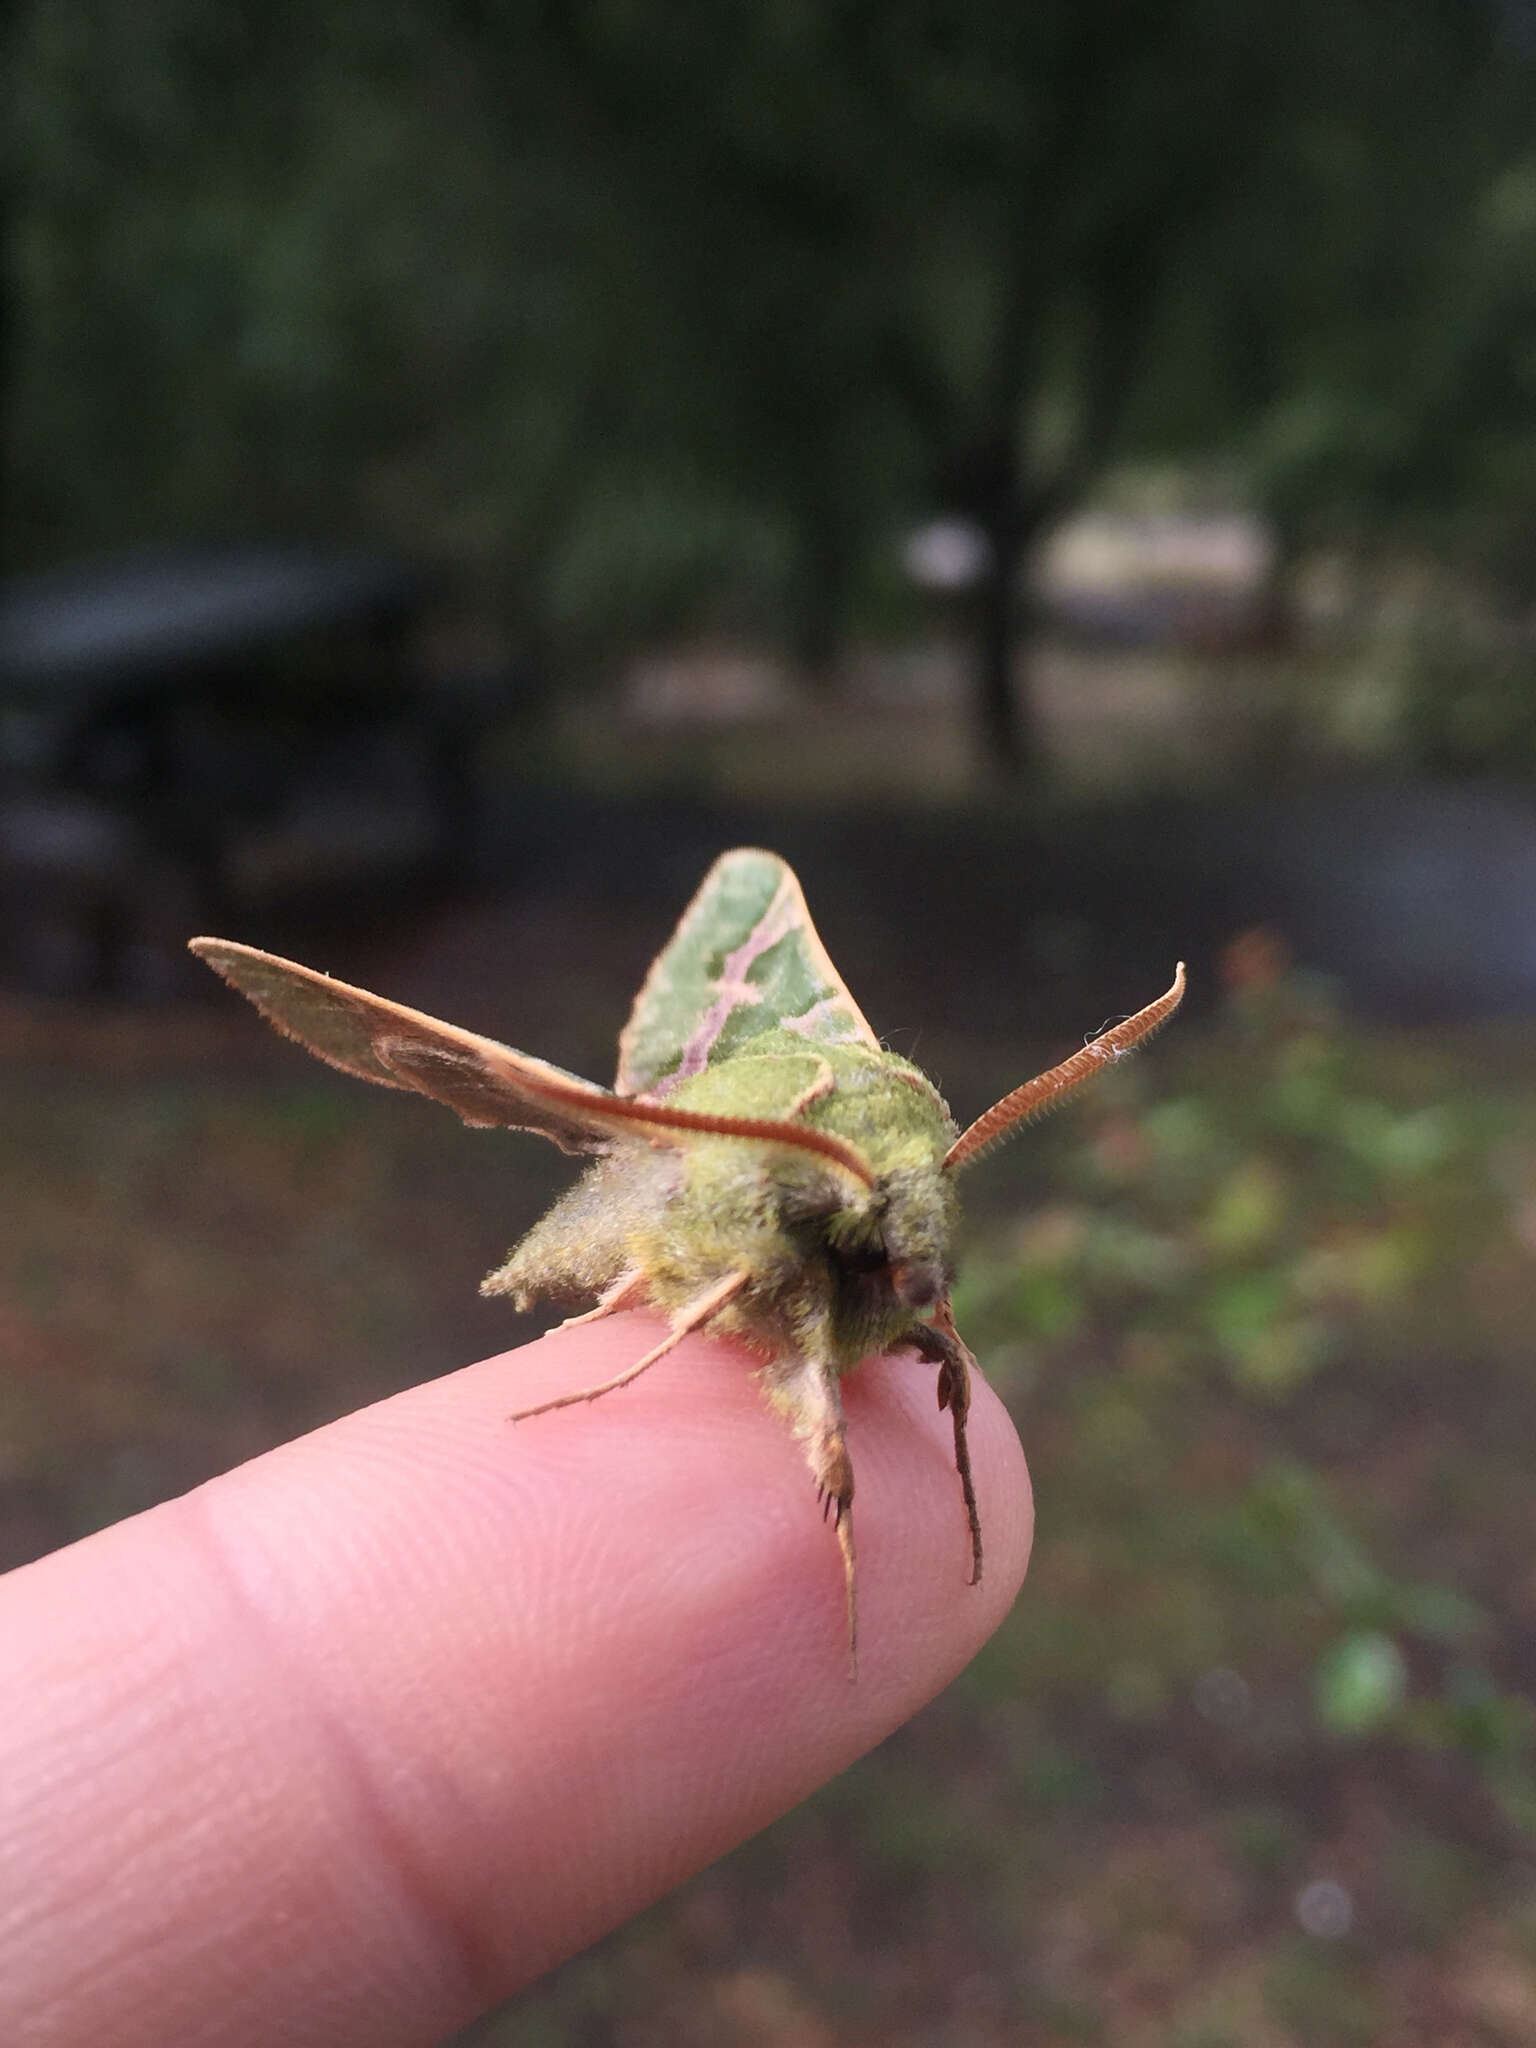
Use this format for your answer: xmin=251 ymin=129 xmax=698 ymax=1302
xmin=772 ymin=1354 xmax=858 ymax=1675
xmin=902 ymin=1304 xmax=983 ymax=1589
xmin=511 ymin=1269 xmax=749 ymax=1421
xmin=550 ymin=1268 xmax=650 ymax=1335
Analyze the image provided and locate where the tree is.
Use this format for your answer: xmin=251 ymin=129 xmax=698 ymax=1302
xmin=10 ymin=0 xmax=1536 ymax=775
xmin=487 ymin=1 xmax=1531 ymax=773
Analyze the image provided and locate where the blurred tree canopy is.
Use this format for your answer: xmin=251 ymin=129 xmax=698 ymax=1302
xmin=6 ymin=0 xmax=1536 ymax=768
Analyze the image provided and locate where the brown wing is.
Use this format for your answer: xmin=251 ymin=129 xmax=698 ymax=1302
xmin=190 ymin=939 xmax=876 ymax=1182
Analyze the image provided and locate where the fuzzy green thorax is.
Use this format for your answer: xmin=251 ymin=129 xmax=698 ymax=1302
xmin=634 ymin=1033 xmax=961 ymax=1373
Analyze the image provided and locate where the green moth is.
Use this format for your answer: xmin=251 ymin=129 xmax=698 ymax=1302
xmin=191 ymin=849 xmax=1183 ymax=1668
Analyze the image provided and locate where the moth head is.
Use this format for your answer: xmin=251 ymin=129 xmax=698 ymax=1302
xmin=803 ymin=1160 xmax=959 ymax=1308
xmin=876 ymin=1163 xmax=960 ymax=1306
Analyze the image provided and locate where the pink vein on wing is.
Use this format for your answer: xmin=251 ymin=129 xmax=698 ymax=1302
xmin=670 ymin=880 xmax=808 ymax=1084
xmin=780 ymin=996 xmax=848 ymax=1040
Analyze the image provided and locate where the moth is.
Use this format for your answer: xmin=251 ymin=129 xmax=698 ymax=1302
xmin=191 ymin=848 xmax=1183 ymax=1668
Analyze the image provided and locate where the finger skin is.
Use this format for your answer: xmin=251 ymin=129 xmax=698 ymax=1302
xmin=0 ymin=1315 xmax=1031 ymax=2048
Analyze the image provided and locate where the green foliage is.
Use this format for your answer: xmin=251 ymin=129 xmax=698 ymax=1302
xmin=962 ymin=968 xmax=1499 ymax=1393
xmin=955 ymin=958 xmax=1536 ymax=1834
xmin=1262 ymin=1940 xmax=1383 ymax=2047
xmin=1394 ymin=608 xmax=1536 ymax=773
xmin=11 ymin=0 xmax=1536 ymax=770
xmin=1313 ymin=1631 xmax=1408 ymax=1736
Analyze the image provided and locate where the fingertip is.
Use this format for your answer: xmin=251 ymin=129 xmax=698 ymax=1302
xmin=0 ymin=1315 xmax=1032 ymax=2047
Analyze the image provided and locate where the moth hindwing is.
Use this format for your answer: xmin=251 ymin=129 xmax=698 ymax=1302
xmin=191 ymin=846 xmax=1184 ymax=1673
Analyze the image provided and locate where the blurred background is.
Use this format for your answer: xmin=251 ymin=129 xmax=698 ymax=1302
xmin=8 ymin=3 xmax=1536 ymax=2040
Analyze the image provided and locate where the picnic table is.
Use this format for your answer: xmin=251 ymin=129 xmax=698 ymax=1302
xmin=0 ymin=545 xmax=489 ymax=992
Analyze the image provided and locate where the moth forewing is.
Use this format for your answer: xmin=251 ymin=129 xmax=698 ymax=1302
xmin=190 ymin=862 xmax=1185 ymax=1677
xmin=189 ymin=936 xmax=878 ymax=1176
xmin=615 ymin=846 xmax=880 ymax=1098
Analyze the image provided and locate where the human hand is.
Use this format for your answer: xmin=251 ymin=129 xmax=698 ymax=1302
xmin=0 ymin=1316 xmax=1030 ymax=2048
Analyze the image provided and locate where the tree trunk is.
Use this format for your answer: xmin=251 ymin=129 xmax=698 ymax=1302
xmin=976 ymin=520 xmax=1029 ymax=775
xmin=972 ymin=489 xmax=1063 ymax=780
xmin=790 ymin=512 xmax=850 ymax=695
xmin=949 ymin=414 xmax=1059 ymax=779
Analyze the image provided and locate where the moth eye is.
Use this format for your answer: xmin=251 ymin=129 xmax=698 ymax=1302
xmin=890 ymin=1260 xmax=943 ymax=1309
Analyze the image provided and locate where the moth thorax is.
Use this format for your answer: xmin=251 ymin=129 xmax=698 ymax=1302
xmin=809 ymin=1167 xmax=953 ymax=1314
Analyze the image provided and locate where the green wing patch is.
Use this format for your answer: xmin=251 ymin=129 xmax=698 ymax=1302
xmin=615 ymin=848 xmax=879 ymax=1098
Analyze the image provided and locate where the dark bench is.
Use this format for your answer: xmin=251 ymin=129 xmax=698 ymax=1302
xmin=0 ymin=546 xmax=492 ymax=993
